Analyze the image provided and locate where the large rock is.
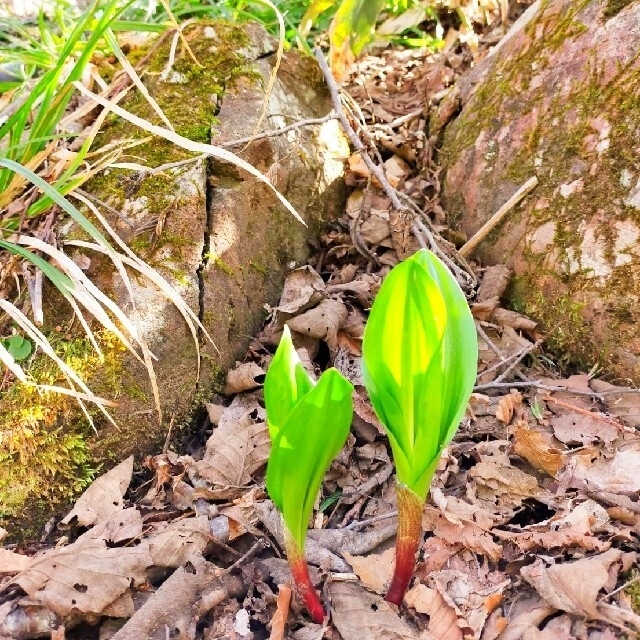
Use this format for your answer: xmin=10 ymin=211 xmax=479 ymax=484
xmin=440 ymin=0 xmax=640 ymax=379
xmin=86 ymin=22 xmax=348 ymax=455
xmin=0 ymin=20 xmax=347 ymax=525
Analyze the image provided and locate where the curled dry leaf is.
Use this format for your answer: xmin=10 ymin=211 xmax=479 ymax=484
xmin=359 ymin=214 xmax=391 ymax=245
xmin=422 ymin=505 xmax=502 ymax=562
xmin=273 ymin=266 xmax=326 ymax=316
xmin=60 ymin=456 xmax=134 ymax=527
xmin=286 ymin=298 xmax=349 ymax=350
xmin=495 ymin=392 xmax=522 ymax=424
xmin=404 ymin=583 xmax=464 ymax=640
xmin=269 ymin=584 xmax=291 ymax=640
xmin=224 ymin=362 xmax=266 ymax=395
xmin=571 ymin=444 xmax=640 ymax=494
xmin=468 ymin=459 xmax=539 ymax=507
xmin=513 ymin=424 xmax=565 ymax=477
xmin=0 ymin=548 xmax=32 ymax=573
xmin=520 ymin=548 xmax=623 ymax=619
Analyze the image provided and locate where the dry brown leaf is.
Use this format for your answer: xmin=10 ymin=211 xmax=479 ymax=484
xmin=405 ymin=583 xmax=463 ymax=640
xmin=590 ymin=379 xmax=640 ymax=428
xmin=520 ymin=548 xmax=622 ymax=619
xmin=195 ymin=395 xmax=270 ymax=492
xmin=360 ymin=214 xmax=391 ymax=245
xmin=82 ymin=506 xmax=143 ymax=544
xmin=60 ymin=456 xmax=133 ymax=527
xmin=224 ymin=362 xmax=266 ymax=395
xmin=286 ymin=298 xmax=349 ymax=350
xmin=269 ymin=584 xmax=291 ymax=640
xmin=273 ymin=266 xmax=326 ymax=315
xmin=51 ymin=626 xmax=65 ymax=640
xmin=494 ymin=516 xmax=609 ymax=553
xmin=383 ymin=155 xmax=410 ymax=189
xmin=12 ymin=537 xmax=151 ymax=617
xmin=550 ymin=411 xmax=619 ymax=445
xmin=476 ymin=265 xmax=512 ymax=302
xmin=330 ymin=581 xmax=425 ymax=640
xmin=513 ymin=425 xmax=564 ymax=477
xmin=493 ymin=597 xmax=556 ymax=640
xmin=422 ymin=506 xmax=502 ymax=562
xmin=342 ymin=548 xmax=394 ymax=594
xmin=495 ymin=392 xmax=522 ymax=425
xmin=469 ymin=460 xmax=539 ymax=504
xmin=0 ymin=548 xmax=31 ymax=573
xmin=147 ymin=516 xmax=210 ymax=568
xmin=572 ymin=444 xmax=640 ymax=494
xmin=347 ymin=153 xmax=371 ymax=180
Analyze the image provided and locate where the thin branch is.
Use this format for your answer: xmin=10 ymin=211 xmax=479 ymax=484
xmin=219 ymin=114 xmax=337 ymax=148
xmin=459 ymin=176 xmax=538 ymax=258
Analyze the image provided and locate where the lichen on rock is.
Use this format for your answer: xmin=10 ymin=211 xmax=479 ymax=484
xmin=440 ymin=0 xmax=640 ymax=381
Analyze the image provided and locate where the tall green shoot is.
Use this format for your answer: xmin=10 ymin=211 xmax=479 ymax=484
xmin=362 ymin=249 xmax=478 ymax=604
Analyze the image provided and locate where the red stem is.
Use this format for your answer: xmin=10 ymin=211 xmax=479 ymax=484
xmin=385 ymin=483 xmax=423 ymax=606
xmin=284 ymin=531 xmax=325 ymax=624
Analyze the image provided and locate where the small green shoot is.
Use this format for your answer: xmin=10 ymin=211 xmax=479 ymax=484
xmin=362 ymin=248 xmax=478 ymax=604
xmin=1 ymin=335 xmax=32 ymax=362
xmin=264 ymin=325 xmax=353 ymax=623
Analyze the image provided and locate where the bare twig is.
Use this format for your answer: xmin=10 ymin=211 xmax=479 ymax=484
xmin=314 ymin=48 xmax=475 ymax=289
xmin=492 ymin=338 xmax=544 ymax=383
xmin=220 ymin=114 xmax=337 ymax=147
xmin=459 ymin=176 xmax=538 ymax=258
xmin=344 ymin=510 xmax=398 ymax=531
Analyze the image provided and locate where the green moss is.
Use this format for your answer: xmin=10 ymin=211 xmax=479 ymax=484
xmin=603 ymin=0 xmax=635 ymax=18
xmin=0 ymin=330 xmax=125 ymax=525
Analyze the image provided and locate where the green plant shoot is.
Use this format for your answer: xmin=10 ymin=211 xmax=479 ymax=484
xmin=265 ymin=325 xmax=354 ymax=623
xmin=362 ymin=249 xmax=478 ymax=605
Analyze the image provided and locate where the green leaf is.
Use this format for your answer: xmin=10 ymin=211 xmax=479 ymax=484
xmin=330 ymin=0 xmax=387 ymax=57
xmin=2 ymin=335 xmax=33 ymax=362
xmin=362 ymin=249 xmax=477 ymax=499
xmin=265 ymin=328 xmax=353 ymax=549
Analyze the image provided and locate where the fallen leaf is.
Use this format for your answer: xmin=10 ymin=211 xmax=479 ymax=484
xmin=422 ymin=506 xmax=502 ymax=562
xmin=495 ymin=392 xmax=522 ymax=425
xmin=550 ymin=411 xmax=619 ymax=445
xmin=0 ymin=548 xmax=31 ymax=573
xmin=359 ymin=214 xmax=390 ymax=245
xmin=60 ymin=456 xmax=133 ymax=527
xmin=513 ymin=425 xmax=564 ymax=477
xmin=572 ymin=445 xmax=640 ymax=494
xmin=330 ymin=581 xmax=425 ymax=640
xmin=590 ymin=379 xmax=640 ymax=428
xmin=286 ymin=298 xmax=349 ymax=350
xmin=469 ymin=460 xmax=539 ymax=505
xmin=195 ymin=395 xmax=270 ymax=494
xmin=273 ymin=266 xmax=325 ymax=315
xmin=224 ymin=362 xmax=266 ymax=395
xmin=269 ymin=584 xmax=291 ymax=640
xmin=405 ymin=583 xmax=463 ymax=640
xmin=147 ymin=516 xmax=211 ymax=568
xmin=12 ymin=537 xmax=151 ymax=617
xmin=342 ymin=548 xmax=394 ymax=594
xmin=520 ymin=548 xmax=622 ymax=619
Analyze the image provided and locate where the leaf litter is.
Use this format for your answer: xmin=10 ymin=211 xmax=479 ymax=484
xmin=3 ymin=8 xmax=640 ymax=640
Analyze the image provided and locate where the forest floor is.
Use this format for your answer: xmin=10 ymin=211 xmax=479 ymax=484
xmin=2 ymin=7 xmax=640 ymax=640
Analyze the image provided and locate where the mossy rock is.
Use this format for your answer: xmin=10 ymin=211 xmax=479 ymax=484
xmin=0 ymin=20 xmax=348 ymax=534
xmin=440 ymin=0 xmax=640 ymax=380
